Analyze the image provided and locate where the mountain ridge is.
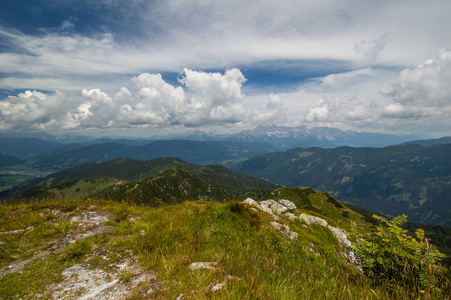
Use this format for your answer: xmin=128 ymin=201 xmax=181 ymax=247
xmin=232 ymin=143 xmax=451 ymax=226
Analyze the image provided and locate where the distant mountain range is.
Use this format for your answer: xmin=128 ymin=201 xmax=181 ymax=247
xmin=231 ymin=143 xmax=451 ymax=226
xmin=177 ymin=125 xmax=427 ymax=149
xmin=0 ymin=125 xmax=429 ymax=151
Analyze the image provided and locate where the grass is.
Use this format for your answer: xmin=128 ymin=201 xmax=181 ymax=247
xmin=0 ymin=197 xmax=448 ymax=299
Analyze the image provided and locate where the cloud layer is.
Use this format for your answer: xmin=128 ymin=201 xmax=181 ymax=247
xmin=1 ymin=0 xmax=451 ymax=136
xmin=301 ymin=49 xmax=451 ymax=134
xmin=0 ymin=69 xmax=284 ymax=131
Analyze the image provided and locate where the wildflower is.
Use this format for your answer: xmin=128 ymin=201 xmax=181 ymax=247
xmin=420 ymin=290 xmax=425 ymax=294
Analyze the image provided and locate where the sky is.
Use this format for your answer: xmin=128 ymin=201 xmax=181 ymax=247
xmin=0 ymin=0 xmax=451 ymax=137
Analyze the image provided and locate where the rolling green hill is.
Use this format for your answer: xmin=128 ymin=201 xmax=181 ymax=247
xmin=3 ymin=157 xmax=278 ymax=204
xmin=232 ymin=144 xmax=451 ymax=226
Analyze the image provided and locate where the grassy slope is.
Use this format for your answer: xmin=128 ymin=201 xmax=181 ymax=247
xmin=2 ymin=189 xmax=447 ymax=299
xmin=3 ymin=158 xmax=278 ymax=203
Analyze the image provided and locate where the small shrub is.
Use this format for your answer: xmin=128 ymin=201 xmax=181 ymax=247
xmin=227 ymin=201 xmax=262 ymax=227
xmin=356 ymin=214 xmax=449 ymax=295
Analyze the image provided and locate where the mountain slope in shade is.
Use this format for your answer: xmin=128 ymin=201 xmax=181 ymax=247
xmin=401 ymin=136 xmax=451 ymax=147
xmin=232 ymin=144 xmax=451 ymax=226
xmin=3 ymin=157 xmax=278 ymax=204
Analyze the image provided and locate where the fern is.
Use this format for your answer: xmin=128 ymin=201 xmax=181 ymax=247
xmin=355 ymin=214 xmax=448 ymax=296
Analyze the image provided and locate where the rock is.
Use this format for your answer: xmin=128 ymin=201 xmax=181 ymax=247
xmin=278 ymin=199 xmax=297 ymax=211
xmin=210 ymin=275 xmax=241 ymax=292
xmin=284 ymin=213 xmax=298 ymax=221
xmin=79 ymin=279 xmax=119 ymax=300
xmin=70 ymin=211 xmax=111 ymax=226
xmin=188 ymin=262 xmax=218 ymax=270
xmin=211 ymin=282 xmax=226 ymax=291
xmin=0 ymin=226 xmax=34 ymax=235
xmin=258 ymin=205 xmax=280 ymax=220
xmin=298 ymin=213 xmax=328 ymax=227
xmin=270 ymin=202 xmax=288 ymax=215
xmin=243 ymin=198 xmax=258 ymax=206
xmin=270 ymin=221 xmax=283 ymax=231
xmin=270 ymin=221 xmax=298 ymax=240
xmin=260 ymin=199 xmax=277 ymax=208
xmin=328 ymin=226 xmax=352 ymax=248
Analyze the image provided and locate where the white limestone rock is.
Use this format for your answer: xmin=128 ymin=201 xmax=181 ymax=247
xmin=270 ymin=202 xmax=288 ymax=215
xmin=243 ymin=198 xmax=258 ymax=207
xmin=258 ymin=205 xmax=280 ymax=220
xmin=298 ymin=213 xmax=328 ymax=227
xmin=278 ymin=199 xmax=297 ymax=211
xmin=260 ymin=199 xmax=277 ymax=208
xmin=270 ymin=221 xmax=298 ymax=240
xmin=328 ymin=226 xmax=352 ymax=248
xmin=188 ymin=262 xmax=218 ymax=270
xmin=284 ymin=213 xmax=298 ymax=221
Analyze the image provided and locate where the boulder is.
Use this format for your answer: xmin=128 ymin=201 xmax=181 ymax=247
xmin=270 ymin=202 xmax=288 ymax=215
xmin=243 ymin=198 xmax=258 ymax=206
xmin=284 ymin=213 xmax=298 ymax=221
xmin=258 ymin=205 xmax=280 ymax=220
xmin=270 ymin=222 xmax=298 ymax=240
xmin=298 ymin=213 xmax=328 ymax=227
xmin=278 ymin=199 xmax=297 ymax=211
xmin=260 ymin=199 xmax=277 ymax=208
xmin=328 ymin=226 xmax=352 ymax=248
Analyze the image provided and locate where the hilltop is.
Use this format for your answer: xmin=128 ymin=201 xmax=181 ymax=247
xmin=1 ymin=186 xmax=448 ymax=299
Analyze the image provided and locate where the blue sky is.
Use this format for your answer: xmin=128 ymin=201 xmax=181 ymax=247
xmin=1 ymin=0 xmax=451 ymax=137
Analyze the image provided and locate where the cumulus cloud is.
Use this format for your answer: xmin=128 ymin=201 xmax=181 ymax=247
xmin=0 ymin=90 xmax=67 ymax=130
xmin=249 ymin=93 xmax=285 ymax=123
xmin=381 ymin=48 xmax=451 ymax=119
xmin=0 ymin=69 xmax=284 ymax=131
xmin=301 ymin=48 xmax=451 ymax=135
xmin=305 ymin=95 xmax=374 ymax=124
xmin=305 ymin=102 xmax=330 ymax=122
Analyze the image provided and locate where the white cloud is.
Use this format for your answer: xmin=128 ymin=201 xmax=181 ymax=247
xmin=0 ymin=90 xmax=67 ymax=130
xmin=322 ymin=68 xmax=373 ymax=90
xmin=305 ymin=101 xmax=330 ymax=122
xmin=354 ymin=35 xmax=387 ymax=61
xmin=249 ymin=93 xmax=285 ymax=123
xmin=0 ymin=69 xmax=284 ymax=131
xmin=381 ymin=49 xmax=451 ymax=123
xmin=2 ymin=0 xmax=450 ymax=88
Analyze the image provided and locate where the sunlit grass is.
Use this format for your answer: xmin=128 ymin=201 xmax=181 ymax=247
xmin=0 ymin=198 xmax=448 ymax=299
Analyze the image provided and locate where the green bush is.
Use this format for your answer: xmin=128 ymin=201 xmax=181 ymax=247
xmin=227 ymin=201 xmax=262 ymax=227
xmin=356 ymin=214 xmax=449 ymax=295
